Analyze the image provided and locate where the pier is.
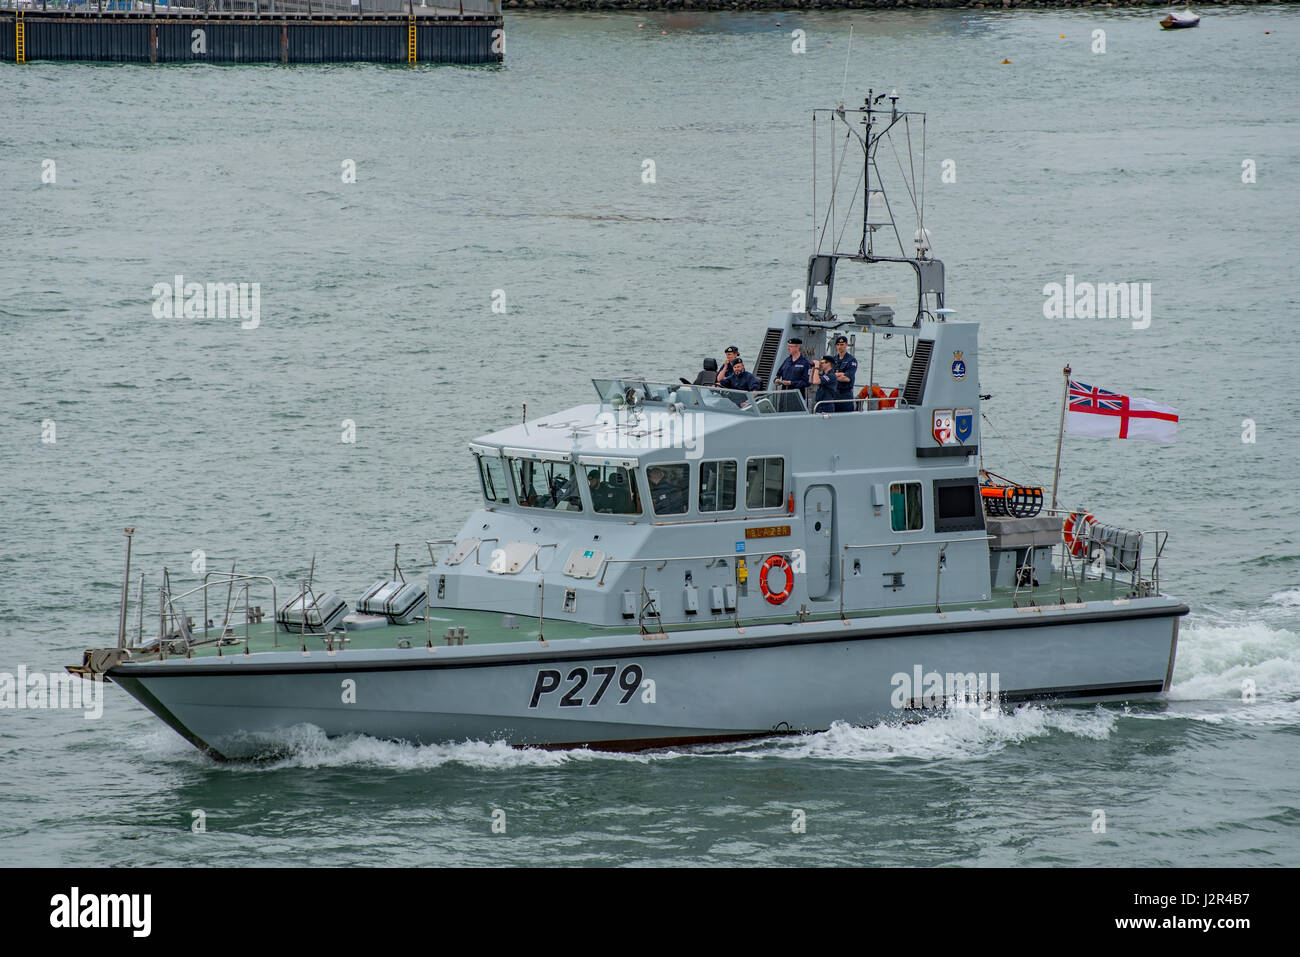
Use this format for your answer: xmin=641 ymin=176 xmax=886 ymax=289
xmin=1 ymin=2 xmax=503 ymax=65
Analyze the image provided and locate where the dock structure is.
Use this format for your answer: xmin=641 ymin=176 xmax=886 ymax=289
xmin=1 ymin=2 xmax=502 ymax=65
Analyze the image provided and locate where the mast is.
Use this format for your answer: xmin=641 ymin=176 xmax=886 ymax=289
xmin=804 ymin=92 xmax=940 ymax=331
xmin=1051 ymin=364 xmax=1071 ymax=511
xmin=860 ymin=90 xmax=872 ymax=258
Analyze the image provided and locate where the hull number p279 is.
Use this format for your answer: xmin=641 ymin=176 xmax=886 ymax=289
xmin=529 ymin=664 xmax=645 ymax=708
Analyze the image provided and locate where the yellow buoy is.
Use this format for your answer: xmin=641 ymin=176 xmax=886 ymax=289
xmin=1001 ymin=58 xmax=1011 ymax=64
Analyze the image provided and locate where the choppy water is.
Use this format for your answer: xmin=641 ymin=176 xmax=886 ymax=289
xmin=2 ymin=8 xmax=1298 ymax=866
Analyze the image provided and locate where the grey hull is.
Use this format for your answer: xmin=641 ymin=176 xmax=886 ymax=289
xmin=111 ymin=599 xmax=1186 ymax=759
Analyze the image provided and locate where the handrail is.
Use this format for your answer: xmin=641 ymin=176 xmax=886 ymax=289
xmin=592 ymin=536 xmax=990 ymax=585
xmin=142 ymin=572 xmax=281 ymax=653
xmin=811 ymin=395 xmax=912 ymax=413
xmin=425 ymin=539 xmax=455 ymax=565
xmin=472 ymin=538 xmax=499 ymax=564
xmin=194 ymin=572 xmax=280 ymax=642
xmin=843 ymin=535 xmax=991 ymax=550
xmin=596 ymin=546 xmax=794 ymax=586
xmin=594 ymin=378 xmax=808 ymax=415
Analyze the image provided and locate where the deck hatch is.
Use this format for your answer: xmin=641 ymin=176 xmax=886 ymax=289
xmin=563 ymin=548 xmax=605 ymax=579
xmin=445 ymin=538 xmax=480 ymax=566
xmin=489 ymin=542 xmax=539 ymax=575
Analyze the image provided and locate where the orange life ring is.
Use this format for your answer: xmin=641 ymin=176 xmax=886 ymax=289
xmin=1063 ymin=510 xmax=1096 ymax=557
xmin=759 ymin=554 xmax=793 ymax=605
xmin=856 ymin=385 xmax=898 ymax=409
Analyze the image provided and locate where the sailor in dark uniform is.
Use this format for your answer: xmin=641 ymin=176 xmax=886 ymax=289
xmin=718 ymin=358 xmax=761 ymax=405
xmin=832 ymin=334 xmax=858 ymax=412
xmin=773 ymin=337 xmax=812 ymax=411
xmin=812 ymin=355 xmax=840 ymax=413
xmin=774 ymin=338 xmax=811 ymax=390
xmin=588 ymin=469 xmax=617 ymax=513
xmin=646 ymin=466 xmax=686 ymax=515
xmin=720 ymin=346 xmax=741 ymax=381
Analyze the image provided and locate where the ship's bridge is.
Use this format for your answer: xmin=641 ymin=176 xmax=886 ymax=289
xmin=467 ymin=377 xmax=823 ymax=523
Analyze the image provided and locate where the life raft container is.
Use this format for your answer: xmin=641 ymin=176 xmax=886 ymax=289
xmin=759 ymin=554 xmax=793 ymax=605
xmin=980 ymin=484 xmax=1044 ymax=519
xmin=1063 ymin=510 xmax=1097 ymax=557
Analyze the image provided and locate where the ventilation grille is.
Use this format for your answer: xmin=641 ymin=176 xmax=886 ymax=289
xmin=903 ymin=339 xmax=934 ymax=405
xmin=754 ymin=328 xmax=785 ymax=387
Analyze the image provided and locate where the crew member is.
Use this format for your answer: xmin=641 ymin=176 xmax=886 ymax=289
xmin=719 ymin=358 xmax=761 ymax=399
xmin=589 ymin=469 xmax=616 ymax=512
xmin=812 ymin=355 xmax=841 ymax=413
xmin=774 ymin=338 xmax=811 ymax=391
xmin=721 ymin=346 xmax=741 ymax=381
xmin=832 ymin=334 xmax=858 ymax=412
xmin=647 ymin=466 xmax=686 ymax=514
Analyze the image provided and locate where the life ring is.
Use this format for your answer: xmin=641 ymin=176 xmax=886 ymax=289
xmin=759 ymin=554 xmax=793 ymax=605
xmin=1063 ymin=510 xmax=1096 ymax=557
xmin=856 ymin=385 xmax=898 ymax=409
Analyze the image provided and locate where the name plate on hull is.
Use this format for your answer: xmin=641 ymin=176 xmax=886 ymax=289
xmin=745 ymin=525 xmax=791 ymax=539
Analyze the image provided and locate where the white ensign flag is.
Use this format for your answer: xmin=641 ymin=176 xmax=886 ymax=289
xmin=1065 ymin=380 xmax=1178 ymax=444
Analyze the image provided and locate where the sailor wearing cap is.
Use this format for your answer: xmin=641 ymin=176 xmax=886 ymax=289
xmin=719 ymin=357 xmax=761 ymax=397
xmin=832 ymin=334 xmax=858 ymax=412
xmin=721 ymin=346 xmax=741 ymax=382
xmin=812 ymin=354 xmax=842 ymax=413
xmin=774 ymin=338 xmax=811 ymax=391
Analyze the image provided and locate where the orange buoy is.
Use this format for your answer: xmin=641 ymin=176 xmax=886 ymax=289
xmin=1063 ymin=511 xmax=1097 ymax=557
xmin=759 ymin=554 xmax=794 ymax=605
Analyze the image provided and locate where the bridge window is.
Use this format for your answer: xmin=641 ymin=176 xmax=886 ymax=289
xmin=745 ymin=457 xmax=785 ymax=509
xmin=509 ymin=458 xmax=584 ymax=512
xmin=647 ymin=463 xmax=689 ymax=515
xmin=890 ymin=482 xmax=924 ymax=532
xmin=699 ymin=460 xmax=737 ymax=512
xmin=477 ymin=455 xmax=511 ymax=505
xmin=585 ymin=465 xmax=642 ymax=515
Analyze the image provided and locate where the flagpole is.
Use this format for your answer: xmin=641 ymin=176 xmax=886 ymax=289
xmin=1051 ymin=364 xmax=1071 ymax=512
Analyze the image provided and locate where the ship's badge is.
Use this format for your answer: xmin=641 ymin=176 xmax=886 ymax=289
xmin=951 ymin=350 xmax=966 ymax=380
xmin=933 ymin=409 xmax=956 ymax=445
xmin=955 ymin=408 xmax=973 ymax=444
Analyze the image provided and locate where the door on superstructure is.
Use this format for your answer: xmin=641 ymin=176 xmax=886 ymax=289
xmin=803 ymin=485 xmax=834 ymax=599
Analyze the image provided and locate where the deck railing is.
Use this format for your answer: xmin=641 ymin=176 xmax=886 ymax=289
xmin=595 ymin=377 xmax=916 ymax=417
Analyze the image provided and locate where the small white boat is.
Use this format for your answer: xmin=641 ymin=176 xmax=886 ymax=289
xmin=1160 ymin=9 xmax=1201 ymax=29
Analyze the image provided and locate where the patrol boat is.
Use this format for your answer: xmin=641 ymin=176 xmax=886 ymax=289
xmin=71 ymin=95 xmax=1188 ymax=759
